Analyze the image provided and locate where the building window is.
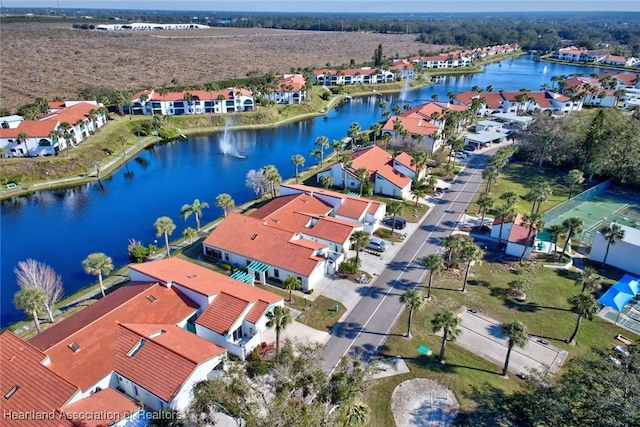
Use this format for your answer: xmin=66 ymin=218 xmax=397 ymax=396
xmin=231 ymin=328 xmax=241 ymax=341
xmin=273 ymin=269 xmax=279 ymax=278
xmin=224 ymin=253 xmax=230 ymax=261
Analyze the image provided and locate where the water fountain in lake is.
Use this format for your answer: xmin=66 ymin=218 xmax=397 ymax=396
xmin=542 ymin=65 xmax=548 ymax=74
xmin=219 ymin=120 xmax=246 ymax=158
xmin=400 ymin=77 xmax=411 ymax=102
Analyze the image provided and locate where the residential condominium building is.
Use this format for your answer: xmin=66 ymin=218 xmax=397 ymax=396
xmin=263 ymin=74 xmax=308 ymax=104
xmin=0 ymin=101 xmax=106 ymax=157
xmin=0 ymin=258 xmax=284 ymax=420
xmin=203 ymin=184 xmax=386 ymax=290
xmin=129 ymin=88 xmax=255 ymax=116
xmin=311 ymin=67 xmax=395 ymax=86
xmin=453 ymin=90 xmax=582 ymax=115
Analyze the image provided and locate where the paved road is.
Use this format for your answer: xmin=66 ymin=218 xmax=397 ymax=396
xmin=322 ymin=150 xmax=495 ymax=372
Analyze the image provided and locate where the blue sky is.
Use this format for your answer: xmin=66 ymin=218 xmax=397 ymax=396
xmin=4 ymin=1 xmax=639 ymax=13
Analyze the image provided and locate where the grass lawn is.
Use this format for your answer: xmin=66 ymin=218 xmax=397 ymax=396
xmin=364 ymin=255 xmax=638 ymax=425
xmin=255 ymin=284 xmax=345 ymax=332
xmin=473 ymin=163 xmax=580 ymax=216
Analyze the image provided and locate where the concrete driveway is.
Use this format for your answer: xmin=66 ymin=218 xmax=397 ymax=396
xmin=455 ymin=308 xmax=568 ymax=375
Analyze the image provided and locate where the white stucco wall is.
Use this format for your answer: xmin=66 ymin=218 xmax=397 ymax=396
xmin=373 ymin=173 xmax=404 ymax=198
xmin=490 ymin=222 xmax=513 ymax=241
xmin=589 ymin=234 xmax=640 ymax=276
xmin=506 ymin=242 xmax=531 ymax=259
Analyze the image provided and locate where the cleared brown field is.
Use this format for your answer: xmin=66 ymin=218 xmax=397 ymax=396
xmin=0 ymin=22 xmax=446 ymax=112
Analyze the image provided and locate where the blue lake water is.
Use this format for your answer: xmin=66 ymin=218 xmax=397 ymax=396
xmin=0 ymin=55 xmax=605 ymax=326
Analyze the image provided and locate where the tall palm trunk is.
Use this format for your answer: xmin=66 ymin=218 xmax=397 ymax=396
xmin=164 ymin=232 xmax=170 ymax=257
xmin=98 ymin=273 xmax=106 ymax=297
xmin=462 ymin=261 xmax=472 ymax=292
xmin=275 ymin=328 xmax=281 ymax=355
xmin=602 ymin=241 xmax=613 ymax=265
xmin=406 ymin=308 xmax=414 ymax=337
xmin=439 ymin=331 xmax=448 ymax=362
xmin=502 ymin=344 xmax=513 ymax=376
xmin=519 ymin=229 xmax=534 ymax=262
xmin=427 ymin=272 xmax=434 ymax=299
xmin=498 ymin=222 xmax=504 ymax=245
xmin=561 ymin=230 xmax=573 ymax=257
xmin=568 ymin=314 xmax=582 ymax=343
xmin=32 ymin=309 xmax=42 ymax=333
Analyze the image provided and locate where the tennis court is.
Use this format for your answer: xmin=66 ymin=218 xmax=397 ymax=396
xmin=600 ymin=296 xmax=640 ymax=334
xmin=544 ymin=184 xmax=640 ymax=244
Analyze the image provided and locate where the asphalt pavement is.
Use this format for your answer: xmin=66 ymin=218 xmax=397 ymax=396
xmin=321 ymin=150 xmax=494 ymax=372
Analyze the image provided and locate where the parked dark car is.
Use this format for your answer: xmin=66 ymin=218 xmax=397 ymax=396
xmin=463 ymin=144 xmax=477 ymax=151
xmin=383 ymin=216 xmax=407 ymax=229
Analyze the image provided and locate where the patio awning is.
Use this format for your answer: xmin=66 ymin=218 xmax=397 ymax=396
xmin=247 ymin=260 xmax=271 ymax=273
xmin=599 ymin=287 xmax=634 ymax=312
xmin=230 ymin=271 xmax=254 ymax=284
xmin=613 ymin=274 xmax=639 ymax=296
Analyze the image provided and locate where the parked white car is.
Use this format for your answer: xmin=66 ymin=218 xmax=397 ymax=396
xmin=613 ymin=345 xmax=630 ymax=357
xmin=606 ymin=355 xmax=622 ymax=365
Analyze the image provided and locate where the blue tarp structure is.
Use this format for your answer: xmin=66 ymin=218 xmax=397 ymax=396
xmin=613 ymin=274 xmax=640 ymax=296
xmin=598 ymin=273 xmax=639 ymax=312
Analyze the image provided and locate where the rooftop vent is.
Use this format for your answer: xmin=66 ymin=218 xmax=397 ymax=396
xmin=272 ymin=218 xmax=280 ymax=223
xmin=146 ymin=294 xmax=157 ymax=302
xmin=251 ymin=234 xmax=258 ymax=240
xmin=68 ymin=342 xmax=80 ymax=353
xmin=4 ymin=385 xmax=19 ymax=400
xmin=187 ymin=274 xmax=197 ymax=279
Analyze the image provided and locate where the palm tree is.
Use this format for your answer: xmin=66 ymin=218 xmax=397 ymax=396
xmin=14 ymin=287 xmax=47 ymax=334
xmin=566 ymin=293 xmax=598 ymax=344
xmin=475 ymin=192 xmax=494 ymax=227
xmin=431 ymin=93 xmax=439 ymax=101
xmin=82 ymin=252 xmax=114 ymax=297
xmin=370 ymin=123 xmax=382 ymax=145
xmin=315 ymin=136 xmax=329 ymax=167
xmin=501 ymin=321 xmax=528 ymax=376
xmin=423 ymin=254 xmax=445 ymax=300
xmin=386 ymin=201 xmax=405 ymax=230
xmin=182 ymin=227 xmax=198 ymax=244
xmin=561 ymin=217 xmax=584 ymax=257
xmin=431 ymin=310 xmax=461 ymax=363
xmin=291 ymin=154 xmax=305 ymax=184
xmin=310 ymin=148 xmax=323 ymax=165
xmin=204 ymin=81 xmax=219 ymax=114
xmin=412 ymin=185 xmax=427 ymax=207
xmin=215 ymin=193 xmax=235 ymax=218
xmin=400 ymin=289 xmax=426 ymax=338
xmin=266 ymin=306 xmax=292 ymax=355
xmin=158 ymin=87 xmax=169 ymax=114
xmin=355 ymin=167 xmax=369 ymax=196
xmin=500 ymin=191 xmax=518 ymax=209
xmin=482 ymin=166 xmax=499 ymax=193
xmin=566 ymin=169 xmax=584 ymax=199
xmin=282 ymin=276 xmax=301 ymax=302
xmin=17 ymin=132 xmax=30 ymax=157
xmin=350 ymin=230 xmax=370 ymax=264
xmin=320 ymin=175 xmax=333 ymax=189
xmin=180 ymin=199 xmax=209 ymax=231
xmin=348 ymin=122 xmax=362 ymax=145
xmin=442 ymin=234 xmax=464 ymax=269
xmin=547 ymin=224 xmax=567 ymax=261
xmin=519 ymin=213 xmax=544 ymax=263
xmin=58 ymin=122 xmax=73 ymax=157
xmin=575 ymin=266 xmax=599 ymax=293
xmin=525 ymin=183 xmax=553 ymax=215
xmin=460 ymin=242 xmax=484 ymax=292
xmin=340 ymin=399 xmax=370 ymax=427
xmin=599 ymin=223 xmax=625 ymax=266
xmin=494 ymin=204 xmax=515 ymax=245
xmin=154 ymin=216 xmax=176 ymax=258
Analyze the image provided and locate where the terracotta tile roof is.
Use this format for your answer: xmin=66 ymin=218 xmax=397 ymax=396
xmin=62 ymin=388 xmax=140 ymax=427
xmin=614 ymin=73 xmax=639 ymax=85
xmin=0 ymin=331 xmax=78 ymax=426
xmin=350 ymin=146 xmax=412 ymax=190
xmin=250 ymin=193 xmax=333 ymax=234
xmin=122 ymin=324 xmax=225 ymax=363
xmin=493 ymin=212 xmax=524 ymax=226
xmin=312 ymin=67 xmax=381 ymax=77
xmin=246 ymin=300 xmax=269 ymax=324
xmin=277 ymin=74 xmax=306 ymax=92
xmin=203 ymin=213 xmax=323 ymax=276
xmin=114 ymin=323 xmax=220 ymax=402
xmin=336 ymin=198 xmax=369 ymax=219
xmin=48 ymin=101 xmax=66 ymax=109
xmin=508 ymin=223 xmax=535 ymax=246
xmin=43 ymin=102 xmax=98 ymax=126
xmin=0 ymin=119 xmax=58 ymax=138
xmin=383 ymin=116 xmax=440 ymax=137
xmin=389 ymin=60 xmax=414 ymax=71
xmin=298 ymin=213 xmax=359 ymax=243
xmin=128 ymin=258 xmax=282 ymax=306
xmin=375 ymin=164 xmax=412 ymax=189
xmin=195 ymin=292 xmax=249 ymax=335
xmin=148 ymin=88 xmax=251 ymax=102
xmin=35 ymin=283 xmax=198 ymax=391
xmin=279 ymin=183 xmax=383 ymax=218
xmin=606 ymin=55 xmax=627 ymax=62
xmin=394 ymin=152 xmax=416 ymax=172
xmin=29 ymin=282 xmax=157 ymax=351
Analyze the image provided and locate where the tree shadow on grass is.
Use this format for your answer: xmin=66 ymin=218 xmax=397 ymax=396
xmin=468 ymin=279 xmax=491 ymax=288
xmin=455 ymin=384 xmax=523 ymax=426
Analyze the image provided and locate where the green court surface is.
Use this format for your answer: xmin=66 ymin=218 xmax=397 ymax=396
xmin=544 ymin=191 xmax=640 ymax=244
